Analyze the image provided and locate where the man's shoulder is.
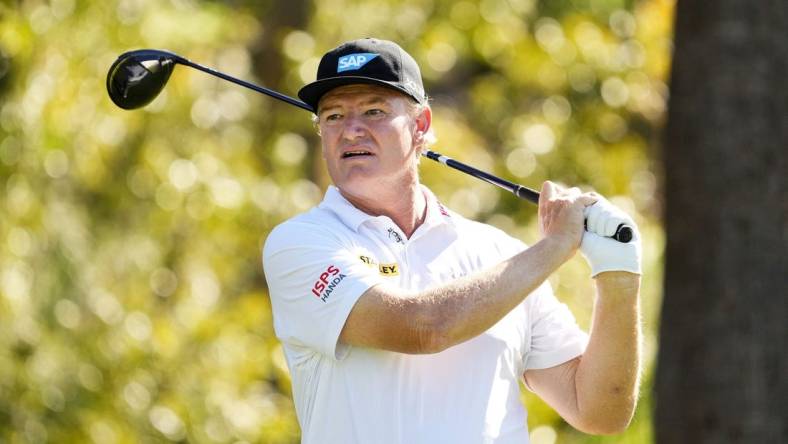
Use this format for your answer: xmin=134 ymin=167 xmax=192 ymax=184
xmin=264 ymin=206 xmax=347 ymax=254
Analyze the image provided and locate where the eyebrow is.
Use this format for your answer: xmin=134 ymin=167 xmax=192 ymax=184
xmin=318 ymin=94 xmax=392 ymax=114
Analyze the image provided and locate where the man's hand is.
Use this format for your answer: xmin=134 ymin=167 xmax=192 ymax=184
xmin=538 ymin=181 xmax=597 ymax=261
xmin=580 ymin=196 xmax=642 ymax=277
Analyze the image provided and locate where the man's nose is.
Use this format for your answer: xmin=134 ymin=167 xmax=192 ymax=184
xmin=340 ymin=114 xmax=367 ymax=140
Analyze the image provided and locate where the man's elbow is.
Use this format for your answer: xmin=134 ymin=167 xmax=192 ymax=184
xmin=350 ymin=289 xmax=454 ymax=355
xmin=576 ymin=414 xmax=634 ymax=435
xmin=406 ymin=303 xmax=455 ymax=354
xmin=574 ymin=400 xmax=636 ymax=435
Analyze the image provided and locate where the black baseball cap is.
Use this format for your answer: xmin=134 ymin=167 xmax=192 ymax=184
xmin=298 ymin=38 xmax=426 ymax=112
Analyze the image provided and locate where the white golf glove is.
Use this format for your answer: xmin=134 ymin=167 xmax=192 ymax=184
xmin=580 ymin=197 xmax=642 ymax=277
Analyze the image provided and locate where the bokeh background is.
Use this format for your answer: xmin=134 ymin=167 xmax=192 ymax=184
xmin=0 ymin=0 xmax=673 ymax=442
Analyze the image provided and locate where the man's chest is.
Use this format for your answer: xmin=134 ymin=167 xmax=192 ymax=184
xmin=349 ymin=225 xmax=495 ymax=290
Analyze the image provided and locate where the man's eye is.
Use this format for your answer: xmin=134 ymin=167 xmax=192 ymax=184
xmin=324 ymin=113 xmax=342 ymax=122
xmin=365 ymin=109 xmax=385 ymax=116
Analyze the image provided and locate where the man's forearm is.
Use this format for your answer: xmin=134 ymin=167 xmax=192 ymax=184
xmin=340 ymin=183 xmax=592 ymax=354
xmin=414 ymin=236 xmax=572 ymax=351
xmin=573 ymin=271 xmax=641 ymax=434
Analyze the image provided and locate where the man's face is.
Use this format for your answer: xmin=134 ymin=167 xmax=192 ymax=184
xmin=316 ymin=84 xmax=429 ymax=198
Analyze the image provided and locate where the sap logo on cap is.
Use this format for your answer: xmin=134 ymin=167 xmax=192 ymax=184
xmin=337 ymin=53 xmax=379 ymax=73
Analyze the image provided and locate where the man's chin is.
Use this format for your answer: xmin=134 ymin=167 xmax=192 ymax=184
xmin=336 ymin=175 xmax=390 ymax=195
xmin=335 ymin=171 xmax=377 ymax=188
xmin=336 ymin=180 xmax=375 ymax=196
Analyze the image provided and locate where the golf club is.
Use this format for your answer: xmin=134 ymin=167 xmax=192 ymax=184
xmin=106 ymin=49 xmax=633 ymax=243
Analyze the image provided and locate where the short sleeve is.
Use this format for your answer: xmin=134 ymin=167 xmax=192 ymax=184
xmin=523 ymin=282 xmax=589 ymax=371
xmin=262 ymin=222 xmax=383 ymax=360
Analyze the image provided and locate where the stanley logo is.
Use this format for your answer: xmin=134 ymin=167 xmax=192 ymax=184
xmin=379 ymin=263 xmax=399 ymax=276
xmin=360 ymin=255 xmax=376 ymax=266
xmin=359 ymin=255 xmax=400 ymax=277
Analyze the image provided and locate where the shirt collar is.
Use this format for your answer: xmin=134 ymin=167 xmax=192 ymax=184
xmin=319 ymin=186 xmax=376 ymax=232
xmin=319 ymin=185 xmax=456 ymax=233
xmin=419 ymin=185 xmax=456 ymax=231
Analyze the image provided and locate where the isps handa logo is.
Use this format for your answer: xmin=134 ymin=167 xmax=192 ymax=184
xmin=311 ymin=265 xmax=347 ymax=302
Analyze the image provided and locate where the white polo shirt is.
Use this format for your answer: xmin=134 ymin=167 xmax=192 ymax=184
xmin=262 ymin=185 xmax=588 ymax=444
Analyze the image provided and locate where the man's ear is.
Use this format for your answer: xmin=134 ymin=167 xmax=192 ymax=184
xmin=414 ymin=105 xmax=432 ymax=142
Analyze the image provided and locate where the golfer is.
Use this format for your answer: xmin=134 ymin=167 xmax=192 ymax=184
xmin=263 ymin=38 xmax=642 ymax=443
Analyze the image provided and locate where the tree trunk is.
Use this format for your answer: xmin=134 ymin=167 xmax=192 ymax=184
xmin=656 ymin=1 xmax=787 ymax=443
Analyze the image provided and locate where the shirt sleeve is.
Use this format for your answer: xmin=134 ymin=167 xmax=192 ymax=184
xmin=262 ymin=221 xmax=383 ymax=360
xmin=522 ymin=282 xmax=589 ymax=372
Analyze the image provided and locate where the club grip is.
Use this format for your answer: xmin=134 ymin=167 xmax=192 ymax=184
xmin=520 ymin=186 xmax=633 ymax=243
xmin=584 ymin=220 xmax=634 ymax=243
xmin=612 ymin=224 xmax=634 ymax=243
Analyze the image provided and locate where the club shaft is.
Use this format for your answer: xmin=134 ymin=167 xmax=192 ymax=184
xmin=177 ymin=58 xmax=314 ymax=112
xmin=422 ymin=150 xmax=539 ymax=203
xmin=422 ymin=150 xmax=633 ymax=243
xmin=160 ymin=54 xmax=632 ymax=243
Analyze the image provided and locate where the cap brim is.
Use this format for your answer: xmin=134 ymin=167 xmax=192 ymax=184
xmin=298 ymin=76 xmax=423 ymax=113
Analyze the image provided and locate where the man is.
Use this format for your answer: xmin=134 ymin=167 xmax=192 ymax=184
xmin=263 ymin=38 xmax=642 ymax=443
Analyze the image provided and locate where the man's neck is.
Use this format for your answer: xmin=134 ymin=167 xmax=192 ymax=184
xmin=339 ymin=183 xmax=428 ymax=239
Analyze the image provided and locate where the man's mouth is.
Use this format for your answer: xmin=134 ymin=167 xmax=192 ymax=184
xmin=342 ymin=150 xmax=373 ymax=158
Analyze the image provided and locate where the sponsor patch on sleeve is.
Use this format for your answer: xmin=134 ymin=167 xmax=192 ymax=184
xmin=310 ymin=265 xmax=347 ymax=303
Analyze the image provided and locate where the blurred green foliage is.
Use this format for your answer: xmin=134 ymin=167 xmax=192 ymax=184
xmin=0 ymin=0 xmax=671 ymax=442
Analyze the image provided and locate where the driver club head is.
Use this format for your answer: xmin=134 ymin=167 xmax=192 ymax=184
xmin=106 ymin=49 xmax=182 ymax=110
